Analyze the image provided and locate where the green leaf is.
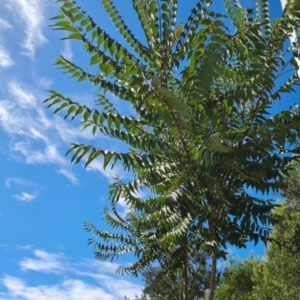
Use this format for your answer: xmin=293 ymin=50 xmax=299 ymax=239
xmin=62 ymin=33 xmax=82 ymax=40
xmin=90 ymin=53 xmax=101 ymax=65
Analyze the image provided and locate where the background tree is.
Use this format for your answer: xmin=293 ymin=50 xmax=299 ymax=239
xmin=214 ymin=257 xmax=274 ymax=300
xmin=214 ymin=168 xmax=300 ymax=300
xmin=45 ymin=0 xmax=300 ymax=299
xmin=264 ymin=170 xmax=300 ymax=299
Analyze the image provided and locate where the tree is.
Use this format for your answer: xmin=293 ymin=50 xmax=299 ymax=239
xmin=126 ymin=249 xmax=212 ymax=300
xmin=45 ymin=0 xmax=300 ymax=299
xmin=263 ymin=169 xmax=300 ymax=299
xmin=214 ymin=168 xmax=300 ymax=300
xmin=213 ymin=256 xmax=277 ymax=300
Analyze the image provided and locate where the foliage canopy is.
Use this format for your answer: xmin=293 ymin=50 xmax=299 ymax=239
xmin=45 ymin=0 xmax=300 ymax=298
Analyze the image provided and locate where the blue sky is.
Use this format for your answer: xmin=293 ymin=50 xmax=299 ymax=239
xmin=0 ymin=0 xmax=296 ymax=299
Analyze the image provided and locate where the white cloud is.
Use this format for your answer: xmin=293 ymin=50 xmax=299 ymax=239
xmin=61 ymin=40 xmax=73 ymax=61
xmin=58 ymin=168 xmax=78 ymax=184
xmin=77 ymin=259 xmax=122 ymax=276
xmin=0 ymin=249 xmax=143 ymax=300
xmin=12 ymin=192 xmax=37 ymax=202
xmin=87 ymin=159 xmax=130 ymax=183
xmin=75 ymin=261 xmax=143 ymax=299
xmin=0 ymin=45 xmax=14 ymax=68
xmin=8 ymin=81 xmax=37 ymax=109
xmin=3 ymin=277 xmax=115 ymax=300
xmin=11 ymin=142 xmax=66 ymax=165
xmin=53 ymin=117 xmax=93 ymax=144
xmin=5 ymin=177 xmax=35 ymax=189
xmin=87 ymin=160 xmax=118 ymax=182
xmin=0 ymin=17 xmax=14 ymax=68
xmin=20 ymin=250 xmax=66 ymax=274
xmin=0 ymin=18 xmax=15 ymax=68
xmin=15 ymin=244 xmax=33 ymax=250
xmin=5 ymin=0 xmax=48 ymax=58
xmin=117 ymin=189 xmax=148 ymax=218
xmin=0 ymin=18 xmax=12 ymax=30
xmin=0 ymin=80 xmax=86 ymax=184
xmin=117 ymin=196 xmax=130 ymax=217
xmin=5 ymin=177 xmax=39 ymax=202
xmin=36 ymin=77 xmax=53 ymax=90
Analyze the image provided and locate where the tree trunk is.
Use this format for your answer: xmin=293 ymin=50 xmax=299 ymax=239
xmin=208 ymin=212 xmax=219 ymax=300
xmin=182 ymin=235 xmax=189 ymax=300
xmin=208 ymin=243 xmax=218 ymax=300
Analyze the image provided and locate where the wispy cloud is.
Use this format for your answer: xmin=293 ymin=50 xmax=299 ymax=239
xmin=8 ymin=81 xmax=38 ymax=109
xmin=0 ymin=18 xmax=13 ymax=68
xmin=0 ymin=45 xmax=14 ymax=68
xmin=87 ymin=160 xmax=118 ymax=182
xmin=5 ymin=177 xmax=35 ymax=189
xmin=1 ymin=249 xmax=143 ymax=300
xmin=61 ymin=40 xmax=73 ymax=61
xmin=5 ymin=177 xmax=40 ymax=202
xmin=36 ymin=77 xmax=53 ymax=90
xmin=20 ymin=250 xmax=66 ymax=274
xmin=2 ymin=277 xmax=115 ymax=300
xmin=15 ymin=244 xmax=33 ymax=250
xmin=11 ymin=142 xmax=66 ymax=165
xmin=12 ymin=192 xmax=37 ymax=202
xmin=117 ymin=196 xmax=130 ymax=218
xmin=58 ymin=168 xmax=78 ymax=184
xmin=0 ymin=18 xmax=12 ymax=30
xmin=87 ymin=159 xmax=129 ymax=183
xmin=0 ymin=80 xmax=84 ymax=183
xmin=5 ymin=0 xmax=48 ymax=58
